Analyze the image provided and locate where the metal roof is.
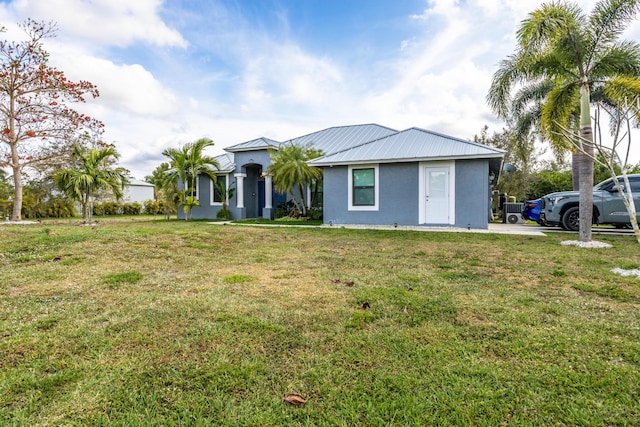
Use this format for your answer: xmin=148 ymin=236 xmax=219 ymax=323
xmin=129 ymin=179 xmax=154 ymax=187
xmin=308 ymin=127 xmax=505 ymax=166
xmin=215 ymin=153 xmax=235 ymax=172
xmin=225 ymin=137 xmax=281 ymax=152
xmin=286 ymin=124 xmax=397 ymax=156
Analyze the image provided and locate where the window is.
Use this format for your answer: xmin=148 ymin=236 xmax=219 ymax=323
xmin=213 ymin=175 xmax=226 ymax=204
xmin=353 ymin=168 xmax=375 ymax=205
xmin=348 ymin=165 xmax=379 ymax=211
xmin=210 ymin=174 xmax=228 ymax=206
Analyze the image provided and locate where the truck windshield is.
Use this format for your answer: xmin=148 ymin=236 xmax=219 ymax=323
xmin=594 ymin=178 xmax=613 ymax=191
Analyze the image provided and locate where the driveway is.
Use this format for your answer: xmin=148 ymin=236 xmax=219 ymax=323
xmin=490 ymin=222 xmax=636 ymax=236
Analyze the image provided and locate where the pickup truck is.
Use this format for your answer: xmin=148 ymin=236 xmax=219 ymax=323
xmin=539 ymin=174 xmax=640 ymax=231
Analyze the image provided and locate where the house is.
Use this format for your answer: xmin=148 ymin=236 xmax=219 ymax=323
xmin=181 ymin=124 xmax=505 ymax=229
xmin=123 ymin=179 xmax=155 ymax=204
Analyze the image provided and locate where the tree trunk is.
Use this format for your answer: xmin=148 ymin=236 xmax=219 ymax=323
xmin=298 ymin=184 xmax=307 ymax=216
xmin=578 ymin=126 xmax=594 ymax=243
xmin=571 ymin=151 xmax=580 ymax=191
xmin=81 ymin=196 xmax=88 ymax=222
xmin=288 ymin=191 xmax=302 ymax=215
xmin=577 ymin=84 xmax=593 ymax=243
xmin=10 ymin=162 xmax=22 ymax=222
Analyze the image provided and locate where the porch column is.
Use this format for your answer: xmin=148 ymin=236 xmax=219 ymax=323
xmin=234 ymin=173 xmax=246 ymax=209
xmin=263 ymin=173 xmax=273 ymax=219
xmin=264 ymin=174 xmax=273 ymax=209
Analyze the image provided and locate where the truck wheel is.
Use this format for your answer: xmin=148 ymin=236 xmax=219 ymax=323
xmin=561 ymin=207 xmax=580 ymax=231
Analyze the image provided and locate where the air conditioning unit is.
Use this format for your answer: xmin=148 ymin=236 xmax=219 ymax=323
xmin=506 ymin=212 xmax=524 ymax=224
xmin=503 ymin=202 xmax=525 ymax=224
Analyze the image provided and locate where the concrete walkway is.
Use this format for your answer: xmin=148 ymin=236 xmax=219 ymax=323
xmin=321 ymin=222 xmax=547 ymax=236
xmin=212 ymin=221 xmax=548 ymax=236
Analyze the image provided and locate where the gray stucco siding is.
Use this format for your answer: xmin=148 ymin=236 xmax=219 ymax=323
xmin=233 ymin=150 xmax=272 ymax=172
xmin=453 ymin=159 xmax=490 ymax=229
xmin=322 ymin=163 xmax=420 ymax=225
xmin=322 ymin=159 xmax=492 ymax=229
xmin=178 ymin=175 xmax=241 ymax=220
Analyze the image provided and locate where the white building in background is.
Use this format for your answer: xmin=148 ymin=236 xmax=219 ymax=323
xmin=124 ymin=179 xmax=155 ymax=204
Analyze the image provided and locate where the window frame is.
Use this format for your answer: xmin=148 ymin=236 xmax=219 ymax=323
xmin=348 ymin=164 xmax=379 ymax=211
xmin=210 ymin=174 xmax=229 ymax=206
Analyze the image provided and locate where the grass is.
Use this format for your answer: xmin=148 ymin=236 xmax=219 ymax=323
xmin=1 ymin=219 xmax=639 ymax=425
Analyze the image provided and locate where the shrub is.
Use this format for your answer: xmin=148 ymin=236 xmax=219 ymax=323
xmin=45 ymin=197 xmax=76 ymax=218
xmin=123 ymin=202 xmax=142 ymax=215
xmin=216 ymin=208 xmax=232 ymax=220
xmin=143 ymin=199 xmax=160 ymax=215
xmin=308 ymin=207 xmax=323 ymax=220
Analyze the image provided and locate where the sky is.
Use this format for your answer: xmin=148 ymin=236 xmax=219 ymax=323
xmin=1 ymin=0 xmax=640 ymax=180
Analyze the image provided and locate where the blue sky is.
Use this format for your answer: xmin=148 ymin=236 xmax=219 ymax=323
xmin=1 ymin=0 xmax=639 ymax=179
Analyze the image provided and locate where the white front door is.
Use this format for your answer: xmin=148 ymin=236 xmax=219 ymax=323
xmin=424 ymin=167 xmax=450 ymax=224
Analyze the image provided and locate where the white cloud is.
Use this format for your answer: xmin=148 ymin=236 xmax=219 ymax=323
xmin=9 ymin=0 xmax=187 ymax=48
xmin=2 ymin=0 xmax=640 ymax=181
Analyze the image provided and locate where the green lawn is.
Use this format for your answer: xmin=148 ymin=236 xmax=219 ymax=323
xmin=1 ymin=219 xmax=639 ymax=426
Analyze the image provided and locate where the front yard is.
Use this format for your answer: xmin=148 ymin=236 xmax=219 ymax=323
xmin=1 ymin=219 xmax=639 ymax=425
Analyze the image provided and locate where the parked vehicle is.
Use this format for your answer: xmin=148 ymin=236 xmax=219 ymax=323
xmin=522 ymin=199 xmax=541 ymax=223
xmin=539 ymin=174 xmax=640 ymax=231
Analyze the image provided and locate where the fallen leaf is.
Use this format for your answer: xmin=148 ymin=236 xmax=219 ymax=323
xmin=403 ymin=306 xmax=409 ymax=315
xmin=284 ymin=393 xmax=307 ymax=406
xmin=362 ymin=301 xmax=371 ymax=309
xmin=343 ymin=281 xmax=354 ymax=287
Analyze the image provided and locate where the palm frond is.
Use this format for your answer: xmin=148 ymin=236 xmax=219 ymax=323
xmin=541 ymin=83 xmax=580 ymax=151
xmin=589 ymin=40 xmax=640 ymax=78
xmin=588 ymin=0 xmax=640 ymax=52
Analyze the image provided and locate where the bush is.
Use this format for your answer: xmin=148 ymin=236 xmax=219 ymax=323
xmin=123 ymin=202 xmax=142 ymax=215
xmin=307 ymin=207 xmax=323 ymax=220
xmin=216 ymin=208 xmax=232 ymax=220
xmin=143 ymin=199 xmax=159 ymax=215
xmin=45 ymin=197 xmax=76 ymax=218
xmin=94 ymin=201 xmax=121 ymax=215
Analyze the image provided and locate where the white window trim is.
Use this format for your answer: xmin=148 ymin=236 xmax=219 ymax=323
xmin=348 ymin=164 xmax=379 ymax=211
xmin=418 ymin=161 xmax=455 ymax=225
xmin=210 ymin=173 xmax=229 ymax=206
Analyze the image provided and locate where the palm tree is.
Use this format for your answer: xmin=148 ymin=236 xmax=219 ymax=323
xmin=213 ymin=179 xmax=235 ymax=211
xmin=268 ymin=142 xmax=323 ymax=216
xmin=162 ymin=138 xmax=219 ymax=220
xmin=488 ymin=0 xmax=640 ymax=242
xmin=54 ymin=145 xmax=129 ymax=223
xmin=145 ymin=162 xmax=179 ymax=219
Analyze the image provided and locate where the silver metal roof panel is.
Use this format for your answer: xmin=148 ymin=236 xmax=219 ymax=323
xmin=309 ymin=127 xmax=505 ymax=166
xmin=225 ymin=137 xmax=281 ymax=152
xmin=215 ymin=153 xmax=235 ymax=172
xmin=286 ymin=124 xmax=397 ymax=156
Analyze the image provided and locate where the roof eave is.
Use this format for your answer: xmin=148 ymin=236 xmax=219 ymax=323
xmin=225 ymin=145 xmax=278 ymax=153
xmin=309 ymin=153 xmax=506 ymax=167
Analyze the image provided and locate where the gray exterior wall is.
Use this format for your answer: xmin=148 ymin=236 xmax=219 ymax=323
xmin=179 ymin=175 xmax=241 ymax=220
xmin=322 ymin=160 xmax=492 ymax=229
xmin=181 ymin=149 xmax=281 ymax=220
xmin=454 ymin=159 xmax=490 ymax=229
xmin=322 ymin=163 xmax=418 ymax=225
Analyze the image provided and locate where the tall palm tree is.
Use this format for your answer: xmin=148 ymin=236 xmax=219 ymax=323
xmin=54 ymin=145 xmax=129 ymax=223
xmin=488 ymin=0 xmax=640 ymax=242
xmin=268 ymin=142 xmax=323 ymax=216
xmin=162 ymin=138 xmax=219 ymax=220
xmin=145 ymin=162 xmax=179 ymax=219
